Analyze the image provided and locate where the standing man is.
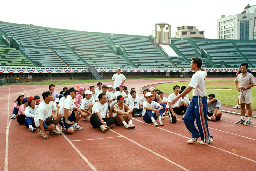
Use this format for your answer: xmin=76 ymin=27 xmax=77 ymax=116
xmin=235 ymin=63 xmax=255 ymax=126
xmin=112 ymin=68 xmax=126 ymax=90
xmin=172 ymin=57 xmax=212 ymax=145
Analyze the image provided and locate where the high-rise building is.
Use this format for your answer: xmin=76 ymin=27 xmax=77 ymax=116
xmin=217 ymin=4 xmax=256 ymax=40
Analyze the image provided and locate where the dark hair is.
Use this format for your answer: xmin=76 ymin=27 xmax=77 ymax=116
xmin=28 ymin=100 xmax=33 ymax=107
xmin=173 ymin=85 xmax=180 ymax=90
xmin=90 ymin=86 xmax=95 ymax=89
xmin=98 ymin=93 xmax=106 ymax=100
xmin=15 ymin=96 xmax=23 ymax=106
xmin=49 ymin=84 xmax=55 ymax=90
xmin=130 ymin=90 xmax=136 ymax=95
xmin=97 ymin=82 xmax=102 ymax=86
xmin=145 ymin=89 xmax=149 ymax=91
xmin=42 ymin=91 xmax=52 ymax=100
xmin=208 ymin=94 xmax=215 ymax=98
xmin=181 ymin=86 xmax=186 ymax=91
xmin=192 ymin=57 xmax=202 ymax=68
xmin=159 ymin=91 xmax=163 ymax=95
xmin=241 ymin=63 xmax=248 ymax=69
xmin=131 ymin=88 xmax=135 ymax=91
xmin=117 ymin=95 xmax=124 ymax=101
xmin=123 ymin=86 xmax=128 ymax=90
xmin=116 ymin=87 xmax=120 ymax=91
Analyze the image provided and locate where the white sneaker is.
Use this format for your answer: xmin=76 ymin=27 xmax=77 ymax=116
xmin=29 ymin=127 xmax=35 ymax=133
xmin=100 ymin=125 xmax=107 ymax=133
xmin=124 ymin=124 xmax=130 ymax=129
xmin=200 ymin=136 xmax=213 ymax=145
xmin=153 ymin=121 xmax=158 ymax=127
xmin=129 ymin=123 xmax=135 ymax=129
xmin=50 ymin=128 xmax=61 ymax=135
xmin=11 ymin=114 xmax=16 ymax=119
xmin=233 ymin=104 xmax=240 ymax=109
xmin=158 ymin=120 xmax=164 ymax=126
xmin=187 ymin=138 xmax=198 ymax=144
xmin=74 ymin=124 xmax=83 ymax=131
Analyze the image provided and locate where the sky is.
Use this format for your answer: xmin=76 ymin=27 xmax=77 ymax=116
xmin=0 ymin=0 xmax=255 ymax=39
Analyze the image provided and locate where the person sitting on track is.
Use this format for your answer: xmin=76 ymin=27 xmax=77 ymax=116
xmin=11 ymin=93 xmax=25 ymax=119
xmin=149 ymin=87 xmax=166 ymax=117
xmin=81 ymin=90 xmax=95 ymax=121
xmin=24 ymin=96 xmax=37 ymax=133
xmin=207 ymin=94 xmax=222 ymax=121
xmin=159 ymin=91 xmax=168 ymax=118
xmin=90 ymin=93 xmax=117 ymax=133
xmin=35 ymin=91 xmax=62 ymax=139
xmin=107 ymin=85 xmax=115 ymax=98
xmin=142 ymin=92 xmax=164 ymax=127
xmin=95 ymin=82 xmax=103 ymax=95
xmin=17 ymin=97 xmax=28 ymax=125
xmin=168 ymin=85 xmax=188 ymax=123
xmin=235 ymin=63 xmax=255 ymax=126
xmin=95 ymin=85 xmax=113 ymax=104
xmin=90 ymin=85 xmax=97 ymax=100
xmin=49 ymin=84 xmax=59 ymax=103
xmin=140 ymin=89 xmax=148 ymax=104
xmin=34 ymin=95 xmax=41 ymax=106
xmin=127 ymin=90 xmax=143 ymax=117
xmin=112 ymin=95 xmax=135 ymax=129
xmin=114 ymin=86 xmax=126 ymax=100
xmin=74 ymin=87 xmax=85 ymax=108
xmin=59 ymin=88 xmax=85 ymax=134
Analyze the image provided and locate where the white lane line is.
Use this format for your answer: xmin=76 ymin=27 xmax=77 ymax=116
xmin=110 ymin=129 xmax=189 ymax=171
xmin=4 ymin=87 xmax=11 ymax=171
xmin=56 ymin=128 xmax=97 ymax=171
xmin=133 ymin=118 xmax=256 ymax=164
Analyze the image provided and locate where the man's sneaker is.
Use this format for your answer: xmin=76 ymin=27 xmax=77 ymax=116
xmin=200 ymin=136 xmax=213 ymax=145
xmin=129 ymin=124 xmax=135 ymax=129
xmin=153 ymin=121 xmax=158 ymax=127
xmin=83 ymin=117 xmax=87 ymax=121
xmin=100 ymin=125 xmax=107 ymax=133
xmin=233 ymin=104 xmax=240 ymax=109
xmin=236 ymin=119 xmax=245 ymax=124
xmin=61 ymin=126 xmax=66 ymax=132
xmin=74 ymin=124 xmax=83 ymax=131
xmin=50 ymin=128 xmax=61 ymax=135
xmin=158 ymin=120 xmax=164 ymax=126
xmin=29 ymin=127 xmax=35 ymax=133
xmin=124 ymin=124 xmax=130 ymax=129
xmin=11 ymin=114 xmax=16 ymax=119
xmin=244 ymin=120 xmax=252 ymax=126
xmin=187 ymin=138 xmax=198 ymax=144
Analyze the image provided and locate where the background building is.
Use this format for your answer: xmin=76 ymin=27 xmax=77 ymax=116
xmin=217 ymin=4 xmax=256 ymax=40
xmin=175 ymin=26 xmax=205 ymax=39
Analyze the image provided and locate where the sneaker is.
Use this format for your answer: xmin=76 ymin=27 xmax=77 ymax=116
xmin=124 ymin=124 xmax=130 ymax=129
xmin=134 ymin=114 xmax=140 ymax=117
xmin=29 ymin=127 xmax=35 ymax=133
xmin=200 ymin=136 xmax=213 ymax=145
xmin=74 ymin=124 xmax=83 ymax=131
xmin=100 ymin=125 xmax=107 ymax=133
xmin=236 ymin=119 xmax=245 ymax=124
xmin=158 ymin=120 xmax=164 ymax=126
xmin=50 ymin=128 xmax=61 ymax=135
xmin=83 ymin=117 xmax=87 ymax=121
xmin=11 ymin=114 xmax=16 ymax=119
xmin=61 ymin=126 xmax=66 ymax=132
xmin=129 ymin=124 xmax=135 ymax=129
xmin=187 ymin=138 xmax=198 ymax=144
xmin=153 ymin=121 xmax=158 ymax=127
xmin=243 ymin=120 xmax=252 ymax=126
xmin=233 ymin=104 xmax=240 ymax=109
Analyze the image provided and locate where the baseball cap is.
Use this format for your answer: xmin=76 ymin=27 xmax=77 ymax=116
xmin=102 ymin=85 xmax=108 ymax=89
xmin=19 ymin=93 xmax=24 ymax=96
xmin=119 ymin=84 xmax=124 ymax=87
xmin=68 ymin=87 xmax=78 ymax=93
xmin=107 ymin=85 xmax=112 ymax=88
xmin=149 ymin=87 xmax=155 ymax=92
xmin=24 ymin=97 xmax=29 ymax=102
xmin=34 ymin=95 xmax=40 ymax=101
xmin=27 ymin=96 xmax=34 ymax=102
xmin=145 ymin=92 xmax=153 ymax=97
xmin=78 ymin=87 xmax=85 ymax=93
xmin=85 ymin=90 xmax=93 ymax=95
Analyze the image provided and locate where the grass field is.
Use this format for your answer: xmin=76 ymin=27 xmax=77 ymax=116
xmin=156 ymin=80 xmax=256 ymax=109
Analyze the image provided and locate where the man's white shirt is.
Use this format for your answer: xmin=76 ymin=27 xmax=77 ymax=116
xmin=112 ymin=73 xmax=126 ymax=88
xmin=81 ymin=97 xmax=95 ymax=110
xmin=59 ymin=95 xmax=75 ymax=117
xmin=168 ymin=93 xmax=184 ymax=108
xmin=189 ymin=71 xmax=207 ymax=97
xmin=35 ymin=101 xmax=57 ymax=127
xmin=142 ymin=101 xmax=161 ymax=116
xmin=127 ymin=96 xmax=141 ymax=109
xmin=92 ymin=102 xmax=109 ymax=119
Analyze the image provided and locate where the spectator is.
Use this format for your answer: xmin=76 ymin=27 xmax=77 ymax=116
xmin=24 ymin=96 xmax=37 ymax=132
xmin=127 ymin=90 xmax=143 ymax=117
xmin=49 ymin=84 xmax=59 ymax=102
xmin=11 ymin=93 xmax=24 ymax=119
xmin=207 ymin=94 xmax=222 ymax=121
xmin=17 ymin=97 xmax=28 ymax=125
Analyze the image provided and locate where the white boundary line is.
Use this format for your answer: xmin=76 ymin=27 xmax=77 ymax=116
xmin=4 ymin=87 xmax=11 ymax=171
xmin=56 ymin=128 xmax=97 ymax=171
xmin=110 ymin=129 xmax=189 ymax=171
xmin=133 ymin=118 xmax=256 ymax=164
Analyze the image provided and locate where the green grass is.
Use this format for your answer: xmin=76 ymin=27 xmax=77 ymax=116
xmin=156 ymin=80 xmax=256 ymax=109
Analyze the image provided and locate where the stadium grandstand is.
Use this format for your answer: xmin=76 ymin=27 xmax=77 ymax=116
xmin=0 ymin=21 xmax=255 ymax=81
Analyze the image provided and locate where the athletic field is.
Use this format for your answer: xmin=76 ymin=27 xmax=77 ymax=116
xmin=1 ymin=78 xmax=256 ymax=171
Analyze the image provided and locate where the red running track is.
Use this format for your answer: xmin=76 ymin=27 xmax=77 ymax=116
xmin=1 ymin=79 xmax=256 ymax=171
